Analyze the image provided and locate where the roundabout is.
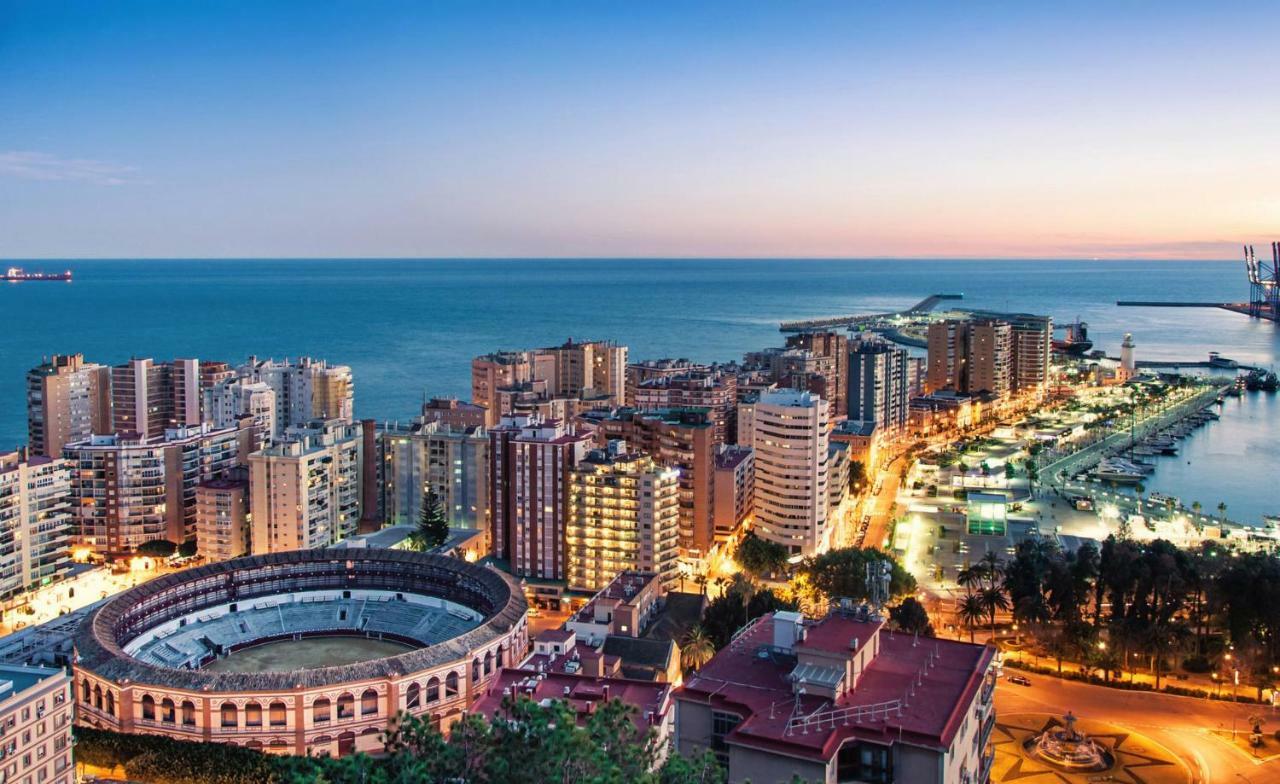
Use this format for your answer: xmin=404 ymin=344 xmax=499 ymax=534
xmin=991 ymin=712 xmax=1189 ymax=783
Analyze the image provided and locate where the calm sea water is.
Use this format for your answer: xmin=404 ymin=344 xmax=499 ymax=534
xmin=3 ymin=259 xmax=1277 ymax=519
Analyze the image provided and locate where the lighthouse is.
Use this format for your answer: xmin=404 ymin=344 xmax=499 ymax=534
xmin=1120 ymin=333 xmax=1135 ymax=376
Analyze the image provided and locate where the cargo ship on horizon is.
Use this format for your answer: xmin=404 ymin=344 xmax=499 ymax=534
xmin=3 ymin=266 xmax=72 ymax=282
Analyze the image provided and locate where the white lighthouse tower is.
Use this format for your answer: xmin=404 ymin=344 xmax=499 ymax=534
xmin=1119 ymin=333 xmax=1135 ymax=379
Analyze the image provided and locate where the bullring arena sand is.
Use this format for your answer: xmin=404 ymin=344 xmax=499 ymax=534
xmin=201 ymin=636 xmax=417 ymax=672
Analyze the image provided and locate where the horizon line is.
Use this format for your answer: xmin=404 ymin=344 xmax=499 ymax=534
xmin=0 ymin=255 xmax=1245 ymax=263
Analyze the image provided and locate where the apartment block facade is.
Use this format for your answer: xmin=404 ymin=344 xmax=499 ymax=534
xmin=195 ymin=478 xmax=250 ymax=562
xmin=25 ymin=354 xmax=111 ymax=459
xmin=375 ymin=418 xmax=489 ymax=530
xmin=0 ymin=665 xmax=74 ymax=784
xmin=248 ymin=419 xmax=363 ymax=554
xmin=488 ymin=415 xmax=592 ymax=580
xmin=0 ymin=451 xmax=72 ymax=604
xmin=738 ymin=390 xmax=830 ymax=557
xmin=566 ymin=443 xmax=680 ymax=593
xmin=847 ymin=338 xmax=909 ymax=432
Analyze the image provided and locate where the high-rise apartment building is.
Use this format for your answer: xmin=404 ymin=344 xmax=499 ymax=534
xmin=472 ymin=340 xmax=628 ymax=426
xmin=111 ymin=358 xmax=230 ymax=439
xmin=712 ymin=445 xmax=754 ymax=541
xmin=632 ymin=369 xmax=737 ymax=444
xmin=566 ymin=442 xmax=680 ymax=593
xmin=488 ymin=415 xmax=592 ymax=580
xmin=25 ymin=354 xmax=111 ymax=458
xmin=195 ymin=477 xmax=249 ymax=562
xmin=0 ymin=450 xmax=72 ymax=603
xmin=204 ymin=378 xmax=277 ymax=445
xmin=375 ymin=418 xmax=488 ymax=530
xmin=738 ymin=390 xmax=830 ymax=556
xmin=593 ymin=408 xmax=718 ymax=554
xmin=1007 ymin=313 xmax=1053 ymax=397
xmin=248 ymin=419 xmax=363 ymax=554
xmin=926 ymin=319 xmax=1013 ymax=397
xmin=237 ymin=356 xmax=355 ymax=436
xmin=66 ymin=423 xmax=244 ymax=555
xmin=847 ymin=338 xmax=909 ymax=433
xmin=785 ymin=331 xmax=848 ymax=418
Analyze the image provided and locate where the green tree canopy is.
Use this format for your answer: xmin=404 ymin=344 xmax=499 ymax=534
xmin=889 ymin=597 xmax=935 ymax=637
xmin=797 ymin=547 xmax=916 ymax=606
xmin=733 ymin=531 xmax=790 ymax=579
xmin=410 ymin=487 xmax=450 ymax=551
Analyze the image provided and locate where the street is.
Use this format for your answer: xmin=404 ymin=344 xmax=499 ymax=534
xmin=997 ymin=670 xmax=1280 ymax=783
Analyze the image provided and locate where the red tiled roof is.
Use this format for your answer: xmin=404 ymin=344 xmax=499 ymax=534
xmin=471 ymin=667 xmax=671 ymax=732
xmin=675 ymin=613 xmax=994 ymax=761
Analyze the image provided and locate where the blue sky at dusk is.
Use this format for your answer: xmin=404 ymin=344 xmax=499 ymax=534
xmin=2 ymin=1 xmax=1278 ymax=259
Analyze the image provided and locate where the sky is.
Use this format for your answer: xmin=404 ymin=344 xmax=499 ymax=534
xmin=1 ymin=1 xmax=1278 ymax=260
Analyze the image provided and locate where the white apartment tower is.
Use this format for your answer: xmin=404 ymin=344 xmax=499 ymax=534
xmin=0 ymin=451 xmax=73 ymax=603
xmin=738 ymin=390 xmax=830 ymax=557
xmin=237 ymin=357 xmax=355 ymax=437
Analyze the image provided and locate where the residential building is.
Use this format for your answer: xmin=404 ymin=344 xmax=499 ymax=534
xmin=237 ymin=356 xmax=355 ymax=436
xmin=0 ymin=664 xmax=74 ymax=784
xmin=566 ymin=443 xmax=680 ymax=593
xmin=0 ymin=450 xmax=72 ymax=604
xmin=472 ymin=340 xmax=628 ymax=426
xmin=712 ymin=445 xmax=753 ymax=542
xmin=785 ymin=331 xmax=848 ymax=419
xmin=847 ymin=338 xmax=910 ymax=433
xmin=25 ymin=354 xmax=111 ymax=458
xmin=625 ymin=358 xmax=709 ymax=405
xmin=375 ymin=417 xmax=489 ymax=530
xmin=419 ymin=397 xmax=487 ymax=430
xmin=565 ymin=571 xmax=665 ymax=642
xmin=632 ymin=369 xmax=737 ymax=443
xmin=248 ymin=419 xmax=363 ymax=553
xmin=111 ymin=358 xmax=230 ymax=439
xmin=926 ymin=319 xmax=1013 ymax=397
xmin=66 ymin=424 xmax=244 ymax=555
xmin=204 ymin=378 xmax=276 ymax=446
xmin=1007 ymin=314 xmax=1053 ymax=397
xmin=738 ymin=390 xmax=829 ymax=557
xmin=488 ymin=415 xmax=592 ymax=580
xmin=593 ymin=408 xmax=718 ymax=555
xmin=195 ymin=478 xmax=250 ymax=562
xmin=674 ymin=609 xmax=997 ymax=784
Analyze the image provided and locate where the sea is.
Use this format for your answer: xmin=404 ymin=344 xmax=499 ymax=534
xmin=3 ymin=259 xmax=1278 ymax=522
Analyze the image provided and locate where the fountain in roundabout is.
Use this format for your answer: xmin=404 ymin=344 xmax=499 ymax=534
xmin=1022 ymin=711 xmax=1115 ymax=772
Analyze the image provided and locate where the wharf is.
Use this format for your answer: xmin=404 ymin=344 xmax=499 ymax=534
xmin=779 ymin=293 xmax=963 ymax=332
xmin=1117 ymin=300 xmax=1279 ymax=322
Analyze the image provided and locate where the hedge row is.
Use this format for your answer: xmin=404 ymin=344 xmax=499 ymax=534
xmin=1004 ymin=659 xmax=1264 ymax=704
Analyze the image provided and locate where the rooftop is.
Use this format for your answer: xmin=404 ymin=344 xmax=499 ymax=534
xmin=676 ymin=612 xmax=994 ymax=760
xmin=471 ymin=667 xmax=670 ymax=733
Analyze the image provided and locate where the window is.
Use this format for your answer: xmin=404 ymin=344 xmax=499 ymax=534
xmin=361 ymin=689 xmax=378 ymax=716
xmin=141 ymin=695 xmax=155 ymax=721
xmin=182 ymin=701 xmax=196 ymax=727
xmin=405 ymin=684 xmax=421 ymax=709
xmin=445 ymin=672 xmax=459 ymax=698
xmin=269 ymin=702 xmax=287 ymax=727
xmin=337 ymin=694 xmax=354 ymax=719
xmin=836 ymin=741 xmax=893 ymax=784
xmin=245 ymin=703 xmax=262 ymax=727
xmin=427 ymin=677 xmax=441 ymax=702
xmin=313 ymin=698 xmax=331 ymax=723
xmin=710 ymin=711 xmax=741 ymax=768
xmin=160 ymin=699 xmax=175 ymax=724
xmin=221 ymin=703 xmax=238 ymax=728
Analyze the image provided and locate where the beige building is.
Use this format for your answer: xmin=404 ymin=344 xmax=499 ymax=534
xmin=738 ymin=390 xmax=830 ymax=557
xmin=66 ymin=423 xmax=245 ymax=555
xmin=632 ymin=369 xmax=737 ymax=444
xmin=0 ymin=450 xmax=73 ymax=605
xmin=111 ymin=358 xmax=232 ymax=440
xmin=711 ymin=445 xmax=754 ymax=542
xmin=566 ymin=443 xmax=680 ymax=593
xmin=195 ymin=478 xmax=249 ymax=562
xmin=0 ymin=664 xmax=73 ymax=784
xmin=249 ymin=419 xmax=363 ymax=554
xmin=472 ymin=340 xmax=628 ymax=427
xmin=25 ymin=354 xmax=111 ymax=458
xmin=927 ymin=318 xmax=1031 ymax=398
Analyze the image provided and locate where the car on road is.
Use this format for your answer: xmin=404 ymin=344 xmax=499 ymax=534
xmin=1006 ymin=675 xmax=1031 ymax=686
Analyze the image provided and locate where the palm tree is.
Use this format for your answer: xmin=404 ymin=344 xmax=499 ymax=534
xmin=958 ymin=594 xmax=986 ymax=644
xmin=957 ymin=565 xmax=983 ymax=593
xmin=1217 ymin=501 xmax=1228 ymax=524
xmin=982 ymin=586 xmax=1011 ymax=642
xmin=680 ymin=625 xmax=716 ymax=672
xmin=1191 ymin=500 xmax=1202 ymax=518
xmin=728 ymin=572 xmax=756 ymax=628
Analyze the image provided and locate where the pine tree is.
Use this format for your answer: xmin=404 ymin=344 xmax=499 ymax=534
xmin=412 ymin=488 xmax=450 ymax=551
